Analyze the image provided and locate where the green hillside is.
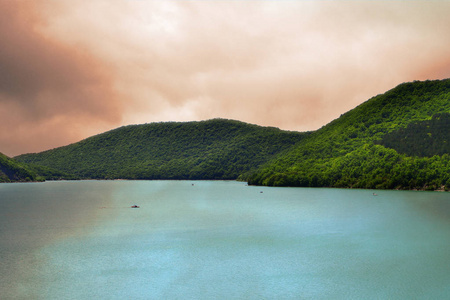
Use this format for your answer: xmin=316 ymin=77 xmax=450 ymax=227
xmin=246 ymin=79 xmax=450 ymax=190
xmin=16 ymin=119 xmax=307 ymax=180
xmin=375 ymin=113 xmax=450 ymax=157
xmin=0 ymin=152 xmax=42 ymax=182
xmin=10 ymin=79 xmax=450 ymax=190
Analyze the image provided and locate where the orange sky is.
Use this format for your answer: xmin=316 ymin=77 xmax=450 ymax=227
xmin=1 ymin=1 xmax=450 ymax=156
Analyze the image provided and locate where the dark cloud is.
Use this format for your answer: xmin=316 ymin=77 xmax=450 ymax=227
xmin=0 ymin=1 xmax=122 ymax=156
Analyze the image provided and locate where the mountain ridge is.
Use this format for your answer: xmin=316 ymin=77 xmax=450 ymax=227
xmin=15 ymin=118 xmax=308 ymax=180
xmin=246 ymin=78 xmax=450 ymax=190
xmin=8 ymin=78 xmax=450 ymax=190
xmin=0 ymin=152 xmax=42 ymax=182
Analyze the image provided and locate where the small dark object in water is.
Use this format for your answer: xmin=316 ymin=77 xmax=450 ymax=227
xmin=131 ymin=205 xmax=140 ymax=208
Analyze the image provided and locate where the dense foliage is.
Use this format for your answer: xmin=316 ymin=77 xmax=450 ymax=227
xmin=246 ymin=79 xmax=450 ymax=190
xmin=376 ymin=113 xmax=450 ymax=157
xmin=9 ymin=79 xmax=450 ymax=190
xmin=0 ymin=152 xmax=43 ymax=182
xmin=16 ymin=119 xmax=307 ymax=180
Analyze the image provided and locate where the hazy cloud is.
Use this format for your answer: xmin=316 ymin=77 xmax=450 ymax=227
xmin=0 ymin=1 xmax=122 ymax=156
xmin=1 ymin=1 xmax=449 ymax=156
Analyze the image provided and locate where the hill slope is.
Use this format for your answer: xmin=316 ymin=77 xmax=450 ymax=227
xmin=246 ymin=79 xmax=450 ymax=190
xmin=0 ymin=152 xmax=42 ymax=182
xmin=375 ymin=113 xmax=450 ymax=157
xmin=16 ymin=119 xmax=308 ymax=180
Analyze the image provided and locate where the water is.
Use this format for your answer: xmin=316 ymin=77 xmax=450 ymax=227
xmin=0 ymin=181 xmax=449 ymax=299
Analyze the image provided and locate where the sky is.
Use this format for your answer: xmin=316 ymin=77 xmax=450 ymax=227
xmin=1 ymin=0 xmax=450 ymax=157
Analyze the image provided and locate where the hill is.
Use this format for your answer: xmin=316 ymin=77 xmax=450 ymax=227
xmin=0 ymin=152 xmax=42 ymax=182
xmin=246 ymin=79 xmax=450 ymax=190
xmin=15 ymin=119 xmax=308 ymax=180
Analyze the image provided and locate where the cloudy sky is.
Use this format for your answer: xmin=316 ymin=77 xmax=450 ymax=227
xmin=1 ymin=1 xmax=449 ymax=156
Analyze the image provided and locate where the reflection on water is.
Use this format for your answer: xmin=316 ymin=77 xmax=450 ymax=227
xmin=0 ymin=181 xmax=117 ymax=299
xmin=1 ymin=181 xmax=449 ymax=299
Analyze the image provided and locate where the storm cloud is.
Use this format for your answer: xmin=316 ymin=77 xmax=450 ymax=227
xmin=1 ymin=1 xmax=450 ymax=156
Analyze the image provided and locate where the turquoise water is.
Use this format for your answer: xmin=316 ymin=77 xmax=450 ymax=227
xmin=1 ymin=180 xmax=449 ymax=299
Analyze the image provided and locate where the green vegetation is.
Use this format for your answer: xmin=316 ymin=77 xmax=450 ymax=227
xmin=9 ymin=79 xmax=450 ymax=190
xmin=0 ymin=152 xmax=43 ymax=182
xmin=246 ymin=79 xmax=450 ymax=191
xmin=16 ymin=119 xmax=307 ymax=180
xmin=376 ymin=113 xmax=450 ymax=157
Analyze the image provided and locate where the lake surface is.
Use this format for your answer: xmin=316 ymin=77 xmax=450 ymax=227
xmin=0 ymin=180 xmax=449 ymax=299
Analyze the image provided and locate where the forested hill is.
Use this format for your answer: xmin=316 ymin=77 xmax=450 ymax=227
xmin=246 ymin=79 xmax=450 ymax=190
xmin=15 ymin=119 xmax=308 ymax=180
xmin=0 ymin=152 xmax=41 ymax=182
xmin=9 ymin=79 xmax=450 ymax=189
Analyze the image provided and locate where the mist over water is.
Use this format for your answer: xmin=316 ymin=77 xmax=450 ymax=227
xmin=1 ymin=181 xmax=449 ymax=299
